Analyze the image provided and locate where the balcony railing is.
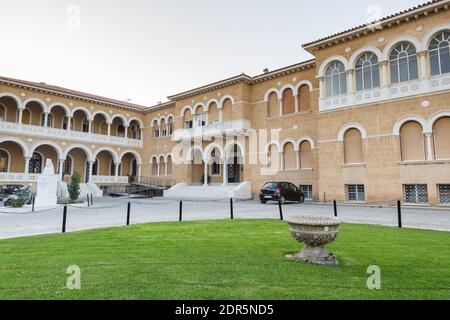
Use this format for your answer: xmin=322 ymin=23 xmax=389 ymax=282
xmin=320 ymin=73 xmax=450 ymax=112
xmin=173 ymin=119 xmax=251 ymax=141
xmin=0 ymin=122 xmax=143 ymax=147
xmin=91 ymin=175 xmax=129 ymax=184
xmin=0 ymin=172 xmax=40 ymax=183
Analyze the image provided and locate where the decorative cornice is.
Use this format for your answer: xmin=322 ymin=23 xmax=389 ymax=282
xmin=302 ymin=0 xmax=449 ymax=51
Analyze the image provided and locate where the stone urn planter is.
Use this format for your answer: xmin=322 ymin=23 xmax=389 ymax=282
xmin=286 ymin=216 xmax=343 ymax=266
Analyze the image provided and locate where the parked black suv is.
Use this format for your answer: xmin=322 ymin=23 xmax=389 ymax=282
xmin=259 ymin=182 xmax=305 ymax=204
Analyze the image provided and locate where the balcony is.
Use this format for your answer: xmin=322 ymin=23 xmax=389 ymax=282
xmin=173 ymin=119 xmax=252 ymax=141
xmin=0 ymin=121 xmax=143 ymax=147
xmin=320 ymin=73 xmax=450 ymax=112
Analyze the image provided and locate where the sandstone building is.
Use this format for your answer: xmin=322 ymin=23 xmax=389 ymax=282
xmin=1 ymin=0 xmax=450 ymax=205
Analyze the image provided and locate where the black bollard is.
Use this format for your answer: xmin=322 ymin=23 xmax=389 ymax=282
xmin=397 ymin=200 xmax=402 ymax=229
xmin=127 ymin=202 xmax=131 ymax=226
xmin=179 ymin=201 xmax=183 ymax=221
xmin=62 ymin=206 xmax=67 ymax=233
xmin=278 ymin=200 xmax=284 ymax=221
xmin=87 ymin=194 xmax=90 ymax=207
xmin=230 ymin=198 xmax=234 ymax=220
xmin=32 ymin=196 xmax=35 ymax=212
xmin=90 ymin=194 xmax=94 ymax=206
xmin=333 ymin=200 xmax=338 ymax=217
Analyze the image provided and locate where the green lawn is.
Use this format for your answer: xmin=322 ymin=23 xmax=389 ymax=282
xmin=0 ymin=220 xmax=449 ymax=300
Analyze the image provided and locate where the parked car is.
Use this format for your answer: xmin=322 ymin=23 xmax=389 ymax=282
xmin=3 ymin=186 xmax=33 ymax=207
xmin=259 ymin=182 xmax=305 ymax=204
xmin=1 ymin=185 xmax=25 ymax=198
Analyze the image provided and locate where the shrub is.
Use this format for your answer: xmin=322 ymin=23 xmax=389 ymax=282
xmin=68 ymin=172 xmax=81 ymax=201
xmin=9 ymin=197 xmax=26 ymax=208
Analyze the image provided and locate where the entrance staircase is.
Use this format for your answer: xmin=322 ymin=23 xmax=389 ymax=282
xmin=163 ymin=182 xmax=252 ymax=200
xmin=58 ymin=181 xmax=103 ymax=199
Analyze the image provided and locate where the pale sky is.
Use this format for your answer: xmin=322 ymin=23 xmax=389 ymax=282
xmin=0 ymin=0 xmax=427 ymax=106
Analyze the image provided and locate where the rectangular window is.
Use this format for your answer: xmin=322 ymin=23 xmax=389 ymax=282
xmin=438 ymin=185 xmax=450 ymax=204
xmin=403 ymin=184 xmax=428 ymax=204
xmin=184 ymin=121 xmax=193 ymax=129
xmin=154 ymin=130 xmax=160 ymax=138
xmin=299 ymin=185 xmax=313 ymax=200
xmin=168 ymin=123 xmax=174 ymax=135
xmin=346 ymin=185 xmax=365 ymax=202
xmin=211 ymin=163 xmax=220 ymax=176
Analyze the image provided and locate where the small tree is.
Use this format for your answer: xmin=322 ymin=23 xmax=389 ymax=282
xmin=68 ymin=171 xmax=81 ymax=201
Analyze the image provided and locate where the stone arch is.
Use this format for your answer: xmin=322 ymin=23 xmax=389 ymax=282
xmin=47 ymin=102 xmax=71 ymax=115
xmin=70 ymin=106 xmax=92 ymax=120
xmin=0 ymin=137 xmax=30 ymax=158
xmin=382 ymin=35 xmax=423 ymax=61
xmin=349 ymin=46 xmax=384 ymax=67
xmin=119 ymin=149 xmax=142 ymax=165
xmin=264 ymin=88 xmax=280 ymax=102
xmin=30 ymin=140 xmax=64 ymax=160
xmin=338 ymin=123 xmax=367 ymax=141
xmin=63 ymin=144 xmax=94 ymax=162
xmin=393 ymin=115 xmax=428 ymax=135
xmin=91 ymin=111 xmax=112 ymax=124
xmin=93 ymin=147 xmax=119 ymax=164
xmin=318 ymin=55 xmax=349 ymax=77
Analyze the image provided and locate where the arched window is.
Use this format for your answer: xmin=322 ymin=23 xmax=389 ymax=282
xmin=355 ymin=53 xmax=380 ymax=91
xmin=0 ymin=105 xmax=6 ymax=122
xmin=400 ymin=121 xmax=425 ymax=161
xmin=130 ymin=123 xmax=140 ymax=139
xmin=298 ymin=85 xmax=310 ymax=112
xmin=299 ymin=141 xmax=313 ymax=169
xmin=117 ymin=124 xmax=125 ymax=137
xmin=152 ymin=158 xmax=158 ymax=176
xmin=325 ymin=61 xmax=347 ymax=97
xmin=29 ymin=152 xmax=43 ymax=173
xmin=168 ymin=117 xmax=174 ymax=135
xmin=389 ymin=42 xmax=418 ymax=84
xmin=161 ymin=119 xmax=167 ymax=136
xmin=268 ymin=92 xmax=279 ymax=118
xmin=167 ymin=156 xmax=173 ymax=176
xmin=282 ymin=89 xmax=295 ymax=115
xmin=344 ymin=129 xmax=363 ymax=164
xmin=222 ymin=99 xmax=233 ymax=121
xmin=110 ymin=160 xmax=116 ymax=176
xmin=159 ymin=157 xmax=166 ymax=176
xmin=40 ymin=113 xmax=53 ymax=127
xmin=92 ymin=159 xmax=99 ymax=176
xmin=210 ymin=149 xmax=221 ymax=176
xmin=283 ymin=143 xmax=296 ymax=170
xmin=429 ymin=31 xmax=450 ymax=76
xmin=433 ymin=117 xmax=450 ymax=160
xmin=63 ymin=155 xmax=73 ymax=176
xmin=208 ymin=103 xmax=219 ymax=124
xmin=0 ymin=150 xmax=9 ymax=172
xmin=82 ymin=120 xmax=90 ymax=133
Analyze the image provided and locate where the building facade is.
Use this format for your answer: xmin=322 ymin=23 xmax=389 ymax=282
xmin=1 ymin=0 xmax=450 ymax=205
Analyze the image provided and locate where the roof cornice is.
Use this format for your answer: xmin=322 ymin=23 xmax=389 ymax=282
xmin=302 ymin=0 xmax=449 ymax=51
xmin=0 ymin=76 xmax=146 ymax=112
xmin=250 ymin=59 xmax=315 ymax=83
xmin=167 ymin=74 xmax=252 ymax=101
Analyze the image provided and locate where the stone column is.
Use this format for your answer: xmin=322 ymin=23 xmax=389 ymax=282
xmin=107 ymin=123 xmax=111 ymax=136
xmin=114 ymin=162 xmax=120 ymax=182
xmin=88 ymin=120 xmax=93 ymax=133
xmin=87 ymin=161 xmax=94 ymax=183
xmin=24 ymin=157 xmax=31 ymax=174
xmin=67 ymin=116 xmax=72 ymax=131
xmin=138 ymin=164 xmax=142 ymax=181
xmin=278 ymin=98 xmax=283 ymax=116
xmin=294 ymin=94 xmax=299 ymax=113
xmin=380 ymin=61 xmax=388 ymax=87
xmin=18 ymin=108 xmax=24 ymax=124
xmin=346 ymin=70 xmax=354 ymax=94
xmin=425 ymin=133 xmax=434 ymax=161
xmin=418 ymin=51 xmax=429 ymax=80
xmin=59 ymin=160 xmax=65 ymax=181
xmin=296 ymin=151 xmax=300 ymax=170
xmin=124 ymin=126 xmax=129 ymax=138
xmin=44 ymin=112 xmax=49 ymax=127
xmin=203 ymin=161 xmax=208 ymax=186
xmin=219 ymin=109 xmax=223 ymax=123
xmin=222 ymin=157 xmax=228 ymax=186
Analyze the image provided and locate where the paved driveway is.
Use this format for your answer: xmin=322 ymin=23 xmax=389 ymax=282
xmin=0 ymin=197 xmax=449 ymax=239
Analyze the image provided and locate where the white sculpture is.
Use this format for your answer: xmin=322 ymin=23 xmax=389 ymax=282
xmin=35 ymin=159 xmax=59 ymax=208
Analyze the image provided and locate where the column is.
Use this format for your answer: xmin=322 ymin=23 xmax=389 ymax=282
xmin=67 ymin=117 xmax=72 ymax=131
xmin=88 ymin=120 xmax=93 ymax=133
xmin=18 ymin=108 xmax=24 ymax=124
xmin=44 ymin=112 xmax=49 ymax=127
xmin=280 ymin=152 xmax=285 ymax=171
xmin=296 ymin=151 xmax=300 ymax=170
xmin=294 ymin=94 xmax=299 ymax=113
xmin=24 ymin=157 xmax=30 ymax=174
xmin=59 ymin=160 xmax=65 ymax=181
xmin=425 ymin=133 xmax=434 ymax=161
xmin=347 ymin=70 xmax=354 ymax=94
xmin=140 ymin=129 xmax=144 ymax=140
xmin=88 ymin=161 xmax=94 ymax=183
xmin=380 ymin=61 xmax=388 ymax=87
xmin=124 ymin=126 xmax=129 ymax=138
xmin=418 ymin=51 xmax=428 ymax=80
xmin=203 ymin=162 xmax=208 ymax=186
xmin=138 ymin=164 xmax=142 ymax=182
xmin=219 ymin=109 xmax=223 ymax=123
xmin=114 ymin=162 xmax=120 ymax=182
xmin=318 ymin=77 xmax=324 ymax=98
xmin=222 ymin=157 xmax=228 ymax=186
xmin=107 ymin=123 xmax=111 ymax=136
xmin=278 ymin=98 xmax=283 ymax=116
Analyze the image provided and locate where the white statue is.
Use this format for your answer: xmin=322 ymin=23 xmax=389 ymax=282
xmin=35 ymin=159 xmax=59 ymax=208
